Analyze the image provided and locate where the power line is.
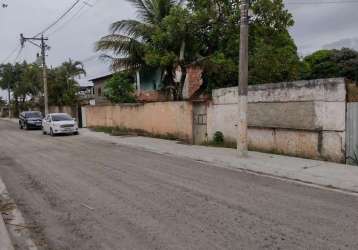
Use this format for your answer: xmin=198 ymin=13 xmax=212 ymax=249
xmin=48 ymin=0 xmax=98 ymax=36
xmin=33 ymin=0 xmax=81 ymax=37
xmin=13 ymin=47 xmax=23 ymax=63
xmin=48 ymin=4 xmax=88 ymax=36
xmin=0 ymin=45 xmax=20 ymax=64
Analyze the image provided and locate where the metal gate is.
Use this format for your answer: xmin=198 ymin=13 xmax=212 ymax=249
xmin=193 ymin=102 xmax=207 ymax=144
xmin=346 ymin=102 xmax=358 ymax=165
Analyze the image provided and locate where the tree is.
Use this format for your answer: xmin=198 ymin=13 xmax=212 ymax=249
xmin=96 ymin=0 xmax=198 ymax=100
xmin=189 ymin=0 xmax=301 ymax=89
xmin=0 ymin=59 xmax=86 ymax=114
xmin=302 ymin=48 xmax=358 ymax=82
xmin=143 ymin=6 xmax=202 ymax=99
xmin=47 ymin=59 xmax=86 ymax=107
xmin=104 ymin=72 xmax=136 ymax=103
xmin=97 ymin=0 xmax=302 ymax=99
xmin=96 ymin=0 xmax=183 ymax=71
xmin=0 ymin=62 xmax=42 ymax=114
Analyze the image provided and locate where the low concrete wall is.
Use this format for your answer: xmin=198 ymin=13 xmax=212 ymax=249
xmin=85 ymin=102 xmax=193 ymax=141
xmin=207 ymin=78 xmax=346 ymax=162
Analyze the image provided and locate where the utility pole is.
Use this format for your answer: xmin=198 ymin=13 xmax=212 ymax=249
xmin=20 ymin=34 xmax=49 ymax=115
xmin=237 ymin=0 xmax=249 ymax=157
xmin=40 ymin=35 xmax=49 ymax=115
xmin=7 ymin=81 xmax=11 ymax=118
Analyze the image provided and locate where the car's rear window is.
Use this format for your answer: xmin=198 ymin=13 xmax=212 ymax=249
xmin=52 ymin=114 xmax=72 ymax=121
xmin=25 ymin=112 xmax=42 ymax=118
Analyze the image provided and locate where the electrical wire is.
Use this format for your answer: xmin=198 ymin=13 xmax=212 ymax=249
xmin=33 ymin=0 xmax=81 ymax=38
xmin=48 ymin=4 xmax=87 ymax=36
xmin=0 ymin=45 xmax=20 ymax=64
xmin=48 ymin=2 xmax=94 ymax=36
xmin=13 ymin=47 xmax=23 ymax=63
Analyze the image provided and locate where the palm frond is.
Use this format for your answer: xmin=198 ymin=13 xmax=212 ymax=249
xmin=99 ymin=55 xmax=142 ymax=71
xmin=125 ymin=0 xmax=155 ymax=23
xmin=110 ymin=20 xmax=153 ymax=41
xmin=96 ymin=34 xmax=144 ymax=57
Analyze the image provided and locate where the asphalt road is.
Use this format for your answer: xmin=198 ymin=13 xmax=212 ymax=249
xmin=0 ymin=119 xmax=358 ymax=250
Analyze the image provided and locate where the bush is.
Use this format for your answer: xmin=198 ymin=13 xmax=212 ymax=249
xmin=104 ymin=72 xmax=136 ymax=104
xmin=213 ymin=131 xmax=224 ymax=144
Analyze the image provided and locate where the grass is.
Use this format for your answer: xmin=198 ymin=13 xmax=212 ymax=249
xmin=90 ymin=126 xmax=181 ymax=141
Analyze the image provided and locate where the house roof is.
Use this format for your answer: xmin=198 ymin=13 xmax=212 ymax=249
xmin=89 ymin=72 xmax=114 ymax=83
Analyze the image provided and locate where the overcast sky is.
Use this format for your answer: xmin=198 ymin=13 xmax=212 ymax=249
xmin=1 ymin=0 xmax=358 ymax=99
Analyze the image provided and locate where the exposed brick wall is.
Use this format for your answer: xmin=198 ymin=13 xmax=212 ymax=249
xmin=184 ymin=65 xmax=203 ymax=99
xmin=136 ymin=91 xmax=167 ymax=102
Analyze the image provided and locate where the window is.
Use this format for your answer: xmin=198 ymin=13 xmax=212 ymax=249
xmin=25 ymin=112 xmax=42 ymax=118
xmin=98 ymin=87 xmax=102 ymax=96
xmin=52 ymin=114 xmax=72 ymax=121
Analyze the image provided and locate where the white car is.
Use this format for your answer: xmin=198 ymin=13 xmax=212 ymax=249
xmin=42 ymin=113 xmax=79 ymax=136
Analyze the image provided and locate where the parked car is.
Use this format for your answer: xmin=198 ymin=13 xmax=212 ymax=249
xmin=19 ymin=111 xmax=43 ymax=130
xmin=42 ymin=113 xmax=79 ymax=136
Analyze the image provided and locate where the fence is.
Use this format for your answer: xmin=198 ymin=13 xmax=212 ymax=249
xmin=84 ymin=102 xmax=193 ymax=142
xmin=207 ymin=78 xmax=347 ymax=163
xmin=84 ymin=78 xmax=348 ymax=163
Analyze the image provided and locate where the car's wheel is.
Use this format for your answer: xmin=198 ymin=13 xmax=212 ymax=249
xmin=50 ymin=128 xmax=54 ymax=137
xmin=73 ymin=131 xmax=79 ymax=135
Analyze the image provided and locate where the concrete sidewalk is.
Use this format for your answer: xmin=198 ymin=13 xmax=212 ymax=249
xmin=82 ymin=129 xmax=358 ymax=195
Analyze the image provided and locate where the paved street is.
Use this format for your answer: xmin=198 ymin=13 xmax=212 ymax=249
xmin=0 ymin=119 xmax=358 ymax=250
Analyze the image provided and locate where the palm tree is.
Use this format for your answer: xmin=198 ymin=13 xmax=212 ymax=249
xmin=61 ymin=59 xmax=86 ymax=80
xmin=96 ymin=0 xmax=182 ymax=71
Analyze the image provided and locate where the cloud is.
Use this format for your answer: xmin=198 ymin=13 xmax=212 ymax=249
xmin=323 ymin=37 xmax=358 ymax=51
xmin=287 ymin=2 xmax=358 ymax=55
xmin=1 ymin=0 xmax=358 ymax=101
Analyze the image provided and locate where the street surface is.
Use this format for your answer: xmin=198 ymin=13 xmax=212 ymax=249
xmin=0 ymin=119 xmax=357 ymax=250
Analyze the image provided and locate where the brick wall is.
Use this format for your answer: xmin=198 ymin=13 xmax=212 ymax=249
xmin=183 ymin=65 xmax=203 ymax=99
xmin=136 ymin=91 xmax=167 ymax=102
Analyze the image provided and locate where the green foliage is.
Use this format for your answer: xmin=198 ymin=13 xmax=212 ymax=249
xmin=302 ymin=48 xmax=358 ymax=81
xmin=47 ymin=59 xmax=85 ymax=107
xmin=97 ymin=0 xmax=302 ymax=97
xmin=193 ymin=0 xmax=301 ymax=88
xmin=0 ymin=58 xmax=85 ymax=115
xmin=0 ymin=62 xmax=42 ymax=114
xmin=104 ymin=72 xmax=136 ymax=103
xmin=213 ymin=131 xmax=224 ymax=144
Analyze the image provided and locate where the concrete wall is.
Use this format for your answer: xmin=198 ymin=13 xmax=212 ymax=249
xmin=207 ymin=78 xmax=347 ymax=162
xmin=85 ymin=102 xmax=193 ymax=141
xmin=48 ymin=106 xmax=77 ymax=119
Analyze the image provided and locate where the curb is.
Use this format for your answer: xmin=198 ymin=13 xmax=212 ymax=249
xmin=0 ymin=176 xmax=38 ymax=250
xmin=0 ymin=216 xmax=14 ymax=250
xmin=0 ymin=181 xmax=14 ymax=250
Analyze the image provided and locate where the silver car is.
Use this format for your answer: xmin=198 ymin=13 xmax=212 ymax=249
xmin=42 ymin=113 xmax=79 ymax=136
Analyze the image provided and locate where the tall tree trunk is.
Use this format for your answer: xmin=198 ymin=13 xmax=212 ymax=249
xmin=177 ymin=41 xmax=186 ymax=100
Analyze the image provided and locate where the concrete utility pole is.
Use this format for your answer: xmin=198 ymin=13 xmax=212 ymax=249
xmin=7 ymin=81 xmax=11 ymax=118
xmin=20 ymin=34 xmax=49 ymax=115
xmin=237 ymin=0 xmax=249 ymax=157
xmin=40 ymin=35 xmax=49 ymax=115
